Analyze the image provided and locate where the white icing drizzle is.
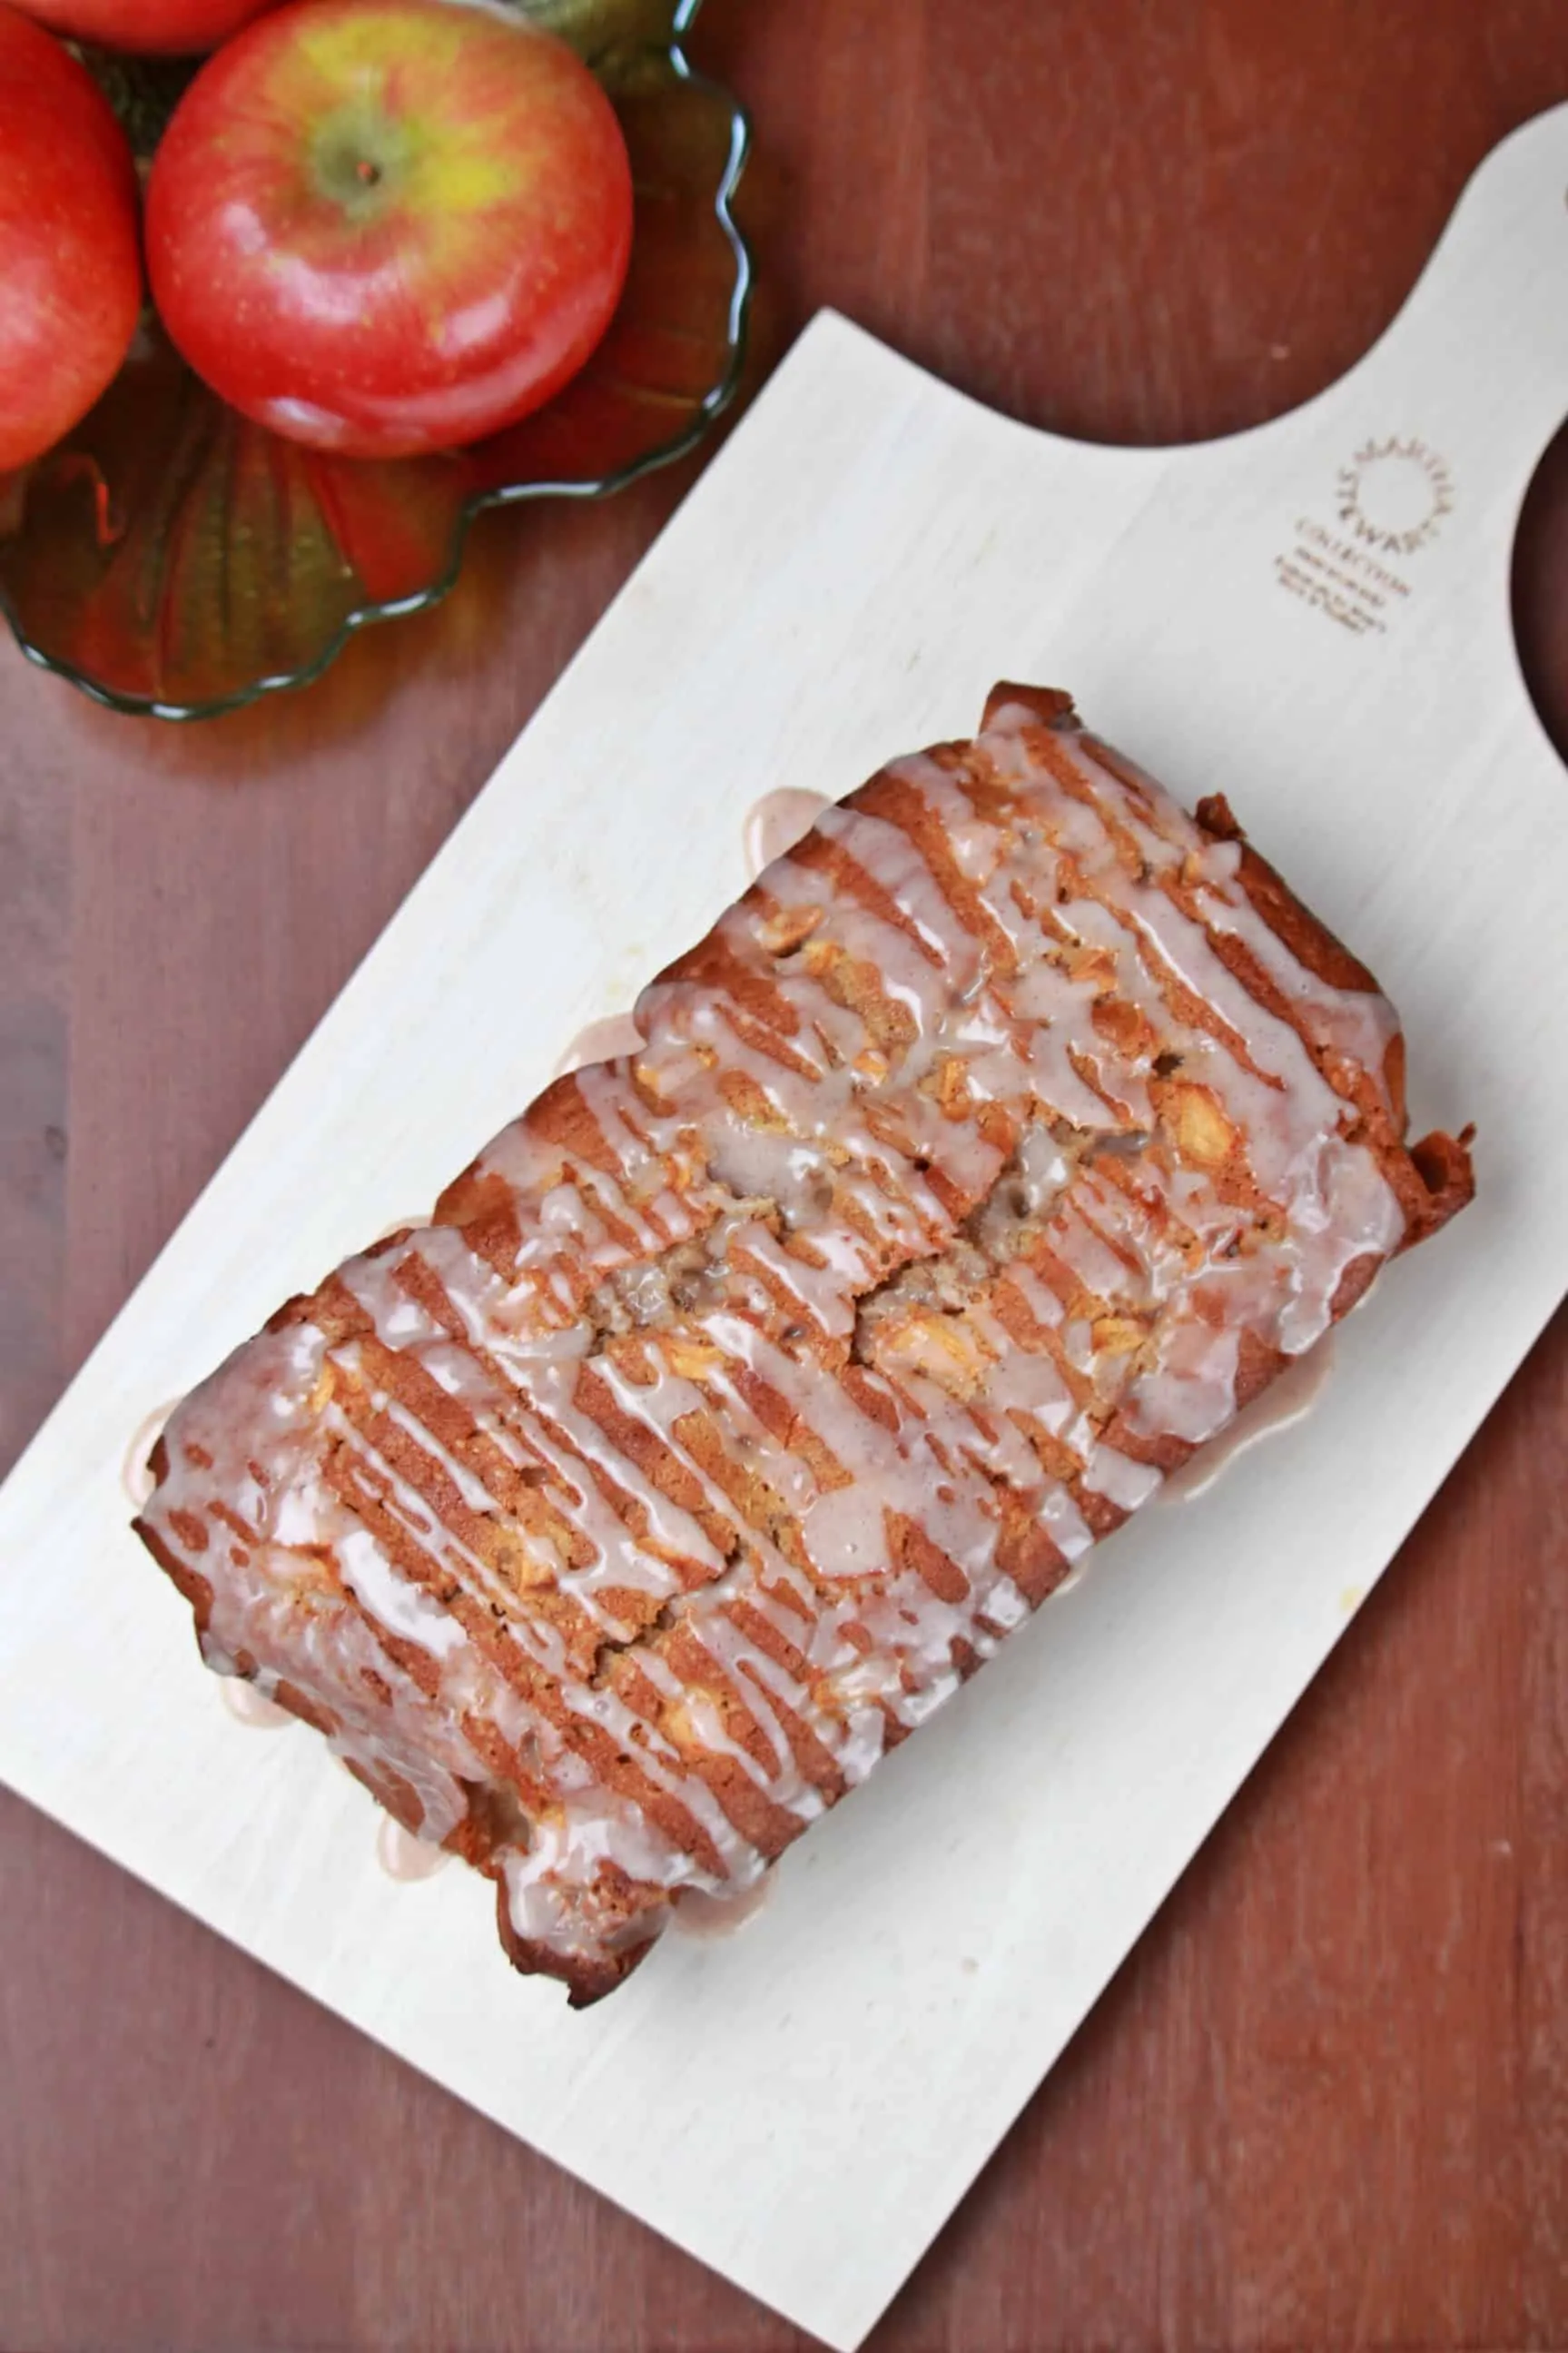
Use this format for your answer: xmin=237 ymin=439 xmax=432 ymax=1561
xmin=670 ymin=1874 xmax=776 ymax=1941
xmin=743 ymin=788 xmax=833 ymax=878
xmin=220 ymin=1678 xmax=295 ymax=1733
xmin=122 ymin=1400 xmax=176 ymax=1509
xmin=376 ymin=1814 xmax=453 ymax=1881
xmin=137 ymin=694 xmax=1431 ymax=2000
xmin=553 ymin=1013 xmax=645 ymax=1078
xmin=1159 ymin=1331 xmax=1337 ymax=1503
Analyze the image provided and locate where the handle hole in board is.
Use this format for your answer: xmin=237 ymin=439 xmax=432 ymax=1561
xmin=1511 ymin=414 xmax=1568 ymax=771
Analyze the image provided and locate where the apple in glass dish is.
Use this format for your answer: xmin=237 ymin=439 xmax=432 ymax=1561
xmin=145 ymin=0 xmax=636 ymax=459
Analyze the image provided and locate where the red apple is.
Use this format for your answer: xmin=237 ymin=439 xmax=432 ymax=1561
xmin=145 ymin=0 xmax=635 ymax=460
xmin=10 ymin=0 xmax=281 ymax=53
xmin=0 ymin=5 xmax=142 ymax=473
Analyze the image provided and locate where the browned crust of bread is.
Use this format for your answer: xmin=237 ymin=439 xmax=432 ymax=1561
xmin=495 ymin=1885 xmax=657 ymax=2009
xmin=1194 ymin=788 xmax=1474 ymax=1246
xmin=1194 ymin=791 xmax=1380 ymax=994
xmin=982 ymin=681 xmax=1078 ymax=729
xmin=133 ymin=1513 xmax=213 ymax=1632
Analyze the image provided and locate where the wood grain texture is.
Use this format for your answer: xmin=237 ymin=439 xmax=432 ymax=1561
xmin=3 ymin=2 xmax=1567 ymax=2346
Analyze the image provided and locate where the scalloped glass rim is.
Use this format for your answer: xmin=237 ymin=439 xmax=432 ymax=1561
xmin=0 ymin=5 xmax=752 ymax=722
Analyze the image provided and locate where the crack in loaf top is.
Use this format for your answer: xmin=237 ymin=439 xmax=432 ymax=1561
xmin=134 ymin=685 xmax=1474 ymax=2004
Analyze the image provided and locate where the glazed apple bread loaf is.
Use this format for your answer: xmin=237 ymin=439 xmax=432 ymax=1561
xmin=134 ymin=684 xmax=1474 ymax=2002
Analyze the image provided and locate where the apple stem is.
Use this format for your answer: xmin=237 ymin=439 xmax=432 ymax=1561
xmin=355 ymin=158 xmax=380 ymax=185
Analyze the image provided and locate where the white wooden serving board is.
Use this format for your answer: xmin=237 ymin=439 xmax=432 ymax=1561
xmin=5 ymin=104 xmax=1568 ymax=2353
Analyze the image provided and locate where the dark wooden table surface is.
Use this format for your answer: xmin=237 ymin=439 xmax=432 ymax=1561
xmin=5 ymin=4 xmax=1568 ymax=2346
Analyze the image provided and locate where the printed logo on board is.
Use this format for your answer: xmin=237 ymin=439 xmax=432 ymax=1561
xmin=1273 ymin=433 xmax=1455 ymax=640
xmin=1333 ymin=436 xmax=1455 ymax=557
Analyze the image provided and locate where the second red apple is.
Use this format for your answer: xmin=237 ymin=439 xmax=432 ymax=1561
xmin=0 ymin=5 xmax=142 ymax=471
xmin=12 ymin=0 xmax=281 ymax=54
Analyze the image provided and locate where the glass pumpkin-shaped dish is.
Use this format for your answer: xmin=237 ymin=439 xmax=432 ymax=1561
xmin=0 ymin=0 xmax=751 ymax=718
